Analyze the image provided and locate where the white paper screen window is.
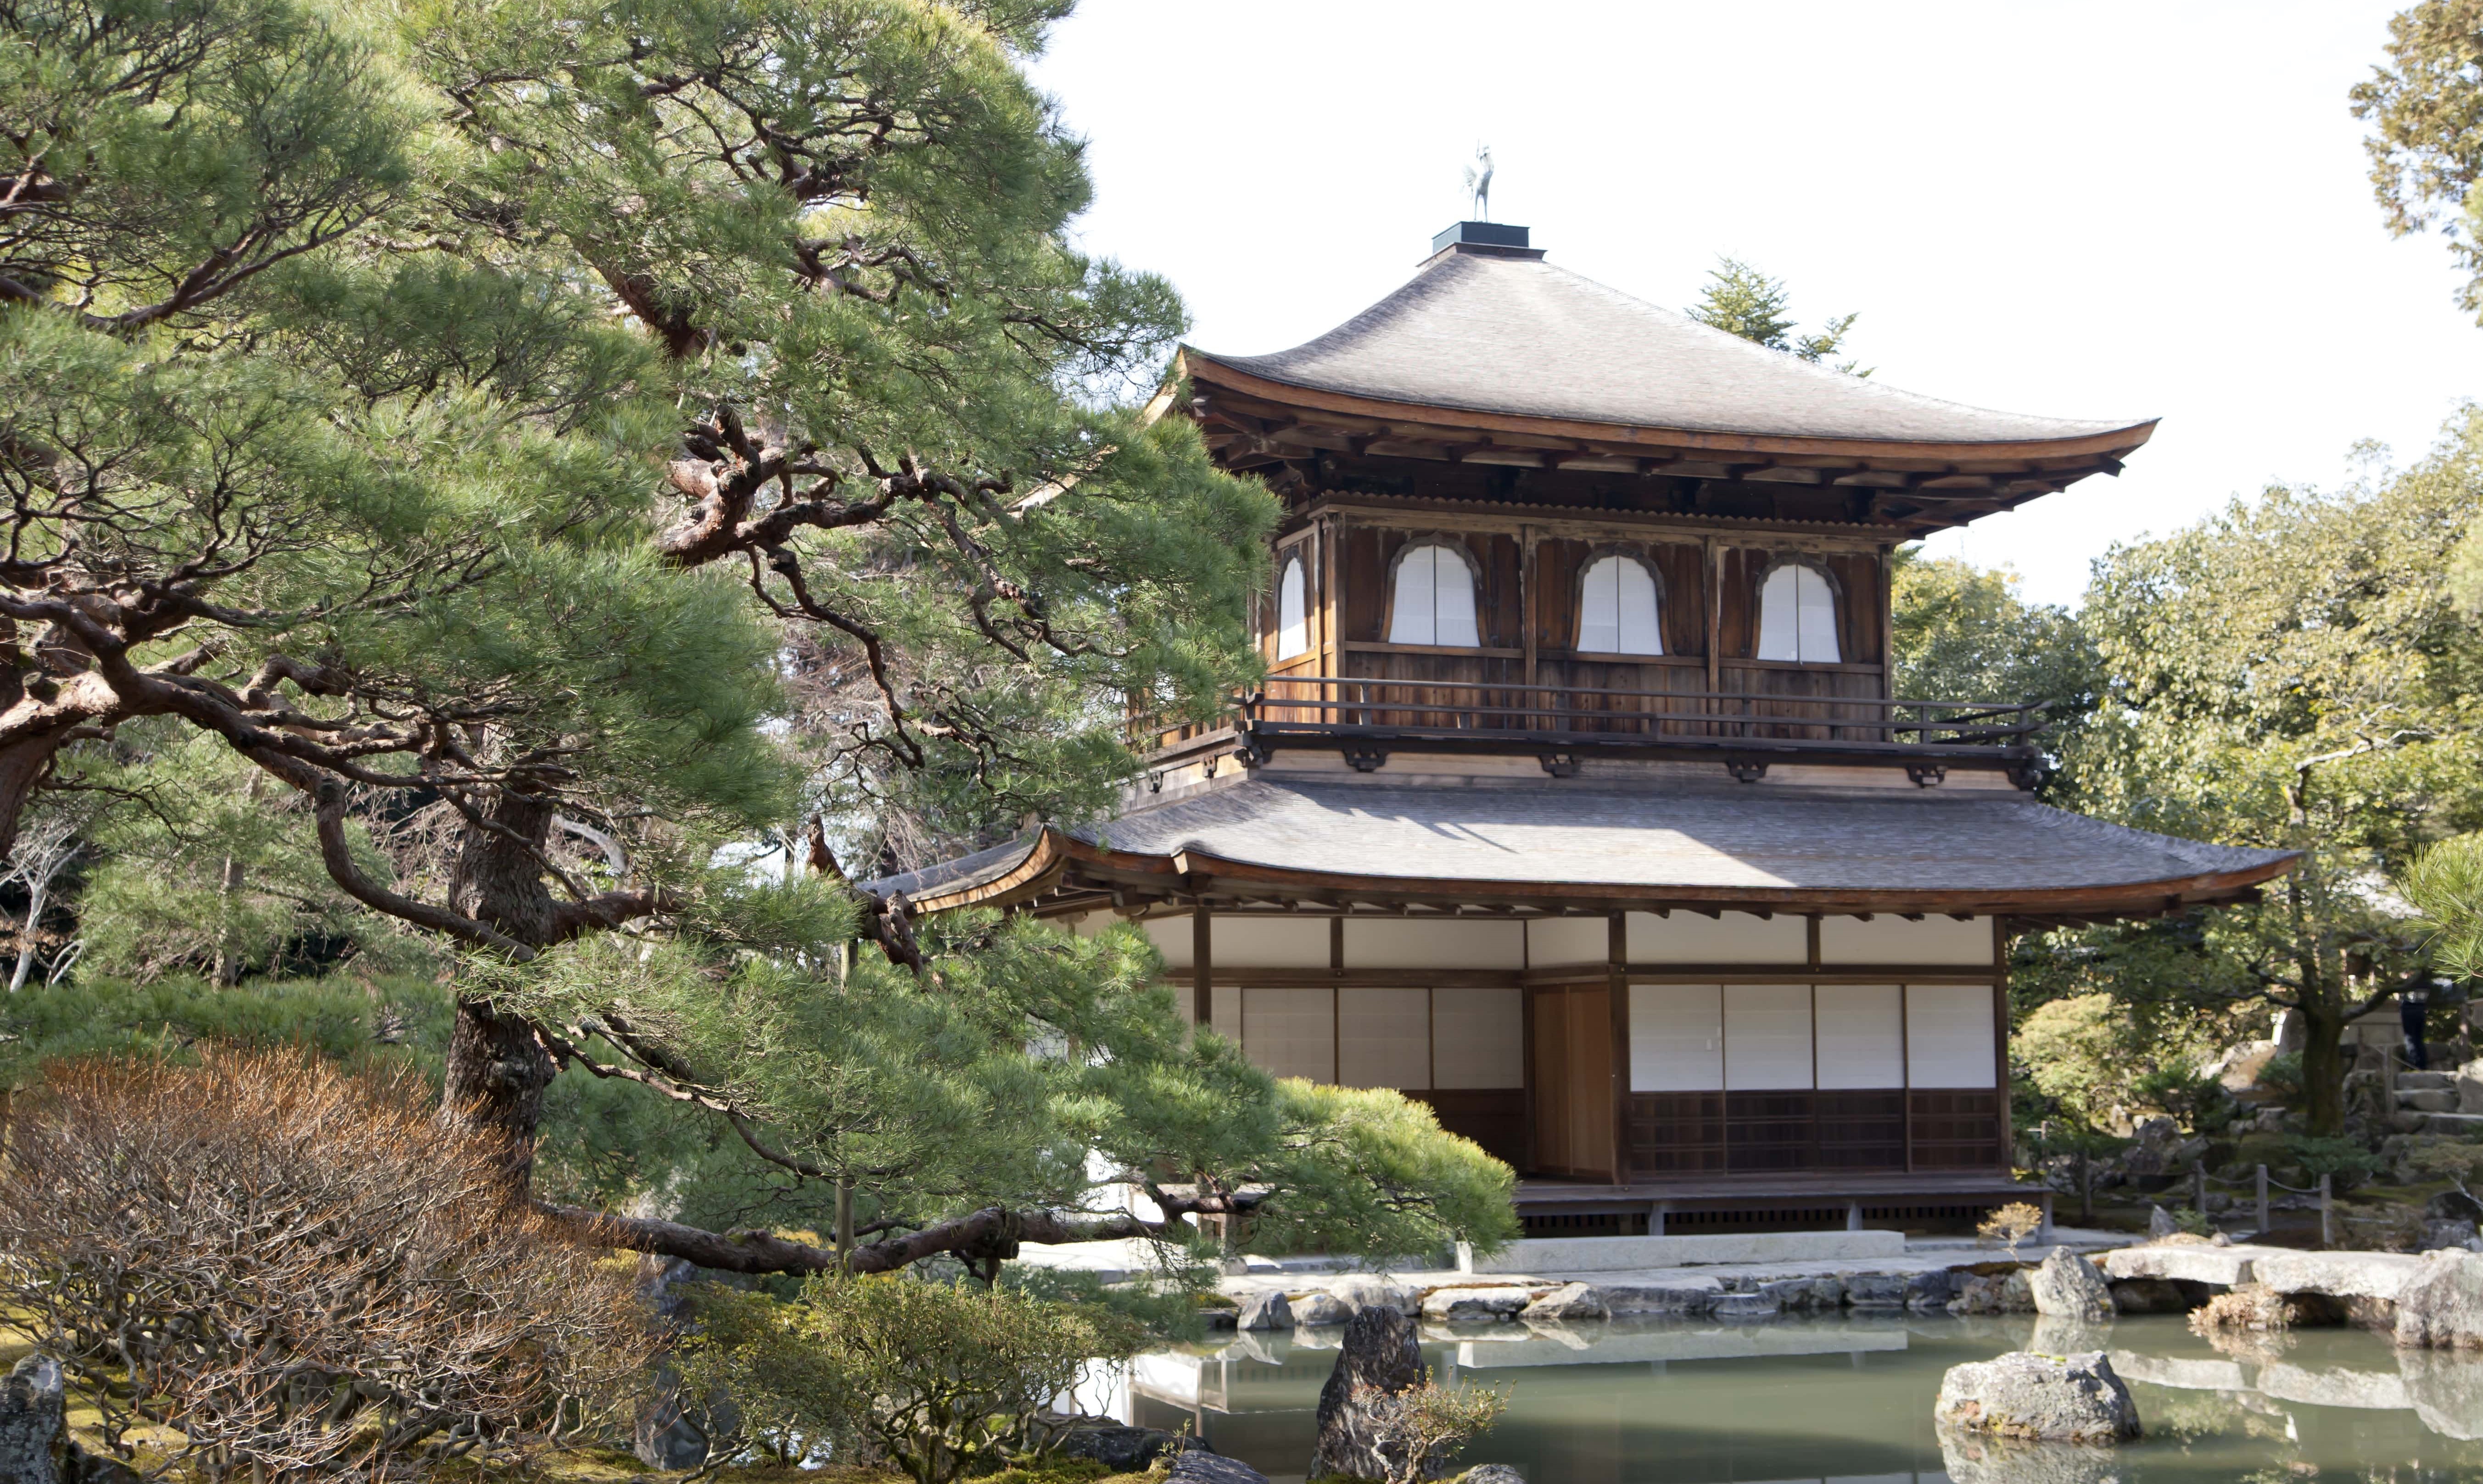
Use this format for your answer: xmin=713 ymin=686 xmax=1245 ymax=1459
xmin=1812 ymin=983 xmax=1905 ymax=1088
xmin=1628 ymin=983 xmax=1722 ymax=1092
xmin=1905 ymin=983 xmax=1997 ymax=1088
xmin=1723 ymin=983 xmax=1814 ymax=1090
xmin=1173 ymin=985 xmax=1243 ymax=1046
xmin=1755 ymin=564 xmax=1841 ymax=663
xmin=1242 ymin=986 xmax=1334 ymax=1083
xmin=1275 ymin=556 xmax=1308 ymax=660
xmin=1337 ymin=987 xmax=1431 ymax=1089
xmin=1386 ymin=544 xmax=1481 ymax=647
xmin=1430 ymin=986 xmax=1523 ymax=1089
xmin=1577 ymin=556 xmax=1662 ymax=655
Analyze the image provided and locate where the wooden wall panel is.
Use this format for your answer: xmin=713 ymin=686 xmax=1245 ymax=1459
xmin=1412 ymin=1089 xmax=1525 ymax=1169
xmin=1824 ymin=550 xmax=1883 ymax=667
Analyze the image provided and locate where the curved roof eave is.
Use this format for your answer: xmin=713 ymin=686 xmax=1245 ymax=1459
xmin=1183 ymin=350 xmax=2159 ymax=467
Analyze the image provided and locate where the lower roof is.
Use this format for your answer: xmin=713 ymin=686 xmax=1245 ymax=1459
xmin=862 ymin=771 xmax=2297 ymax=921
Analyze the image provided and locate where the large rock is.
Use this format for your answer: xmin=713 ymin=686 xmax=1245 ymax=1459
xmin=1454 ymin=1467 xmax=1525 ymax=1484
xmin=0 ymin=1355 xmax=64 ymax=1484
xmin=2394 ymin=1250 xmax=2483 ymax=1348
xmin=1933 ymin=1351 xmax=2142 ymax=1442
xmin=2147 ymin=1205 xmax=2178 ymax=1239
xmin=2030 ymin=1250 xmax=2116 ymax=1322
xmin=1234 ymin=1289 xmax=1295 ymax=1330
xmin=1519 ymin=1282 xmax=1607 ymax=1322
xmin=1169 ymin=1450 xmax=1270 ymax=1484
xmin=1309 ymin=1306 xmax=1429 ymax=1482
xmin=2101 ymin=1242 xmax=2266 ymax=1288
xmin=1908 ymin=1269 xmax=1959 ymax=1312
xmin=1055 ymin=1424 xmax=1200 ymax=1472
xmin=1420 ymin=1287 xmax=1532 ymax=1323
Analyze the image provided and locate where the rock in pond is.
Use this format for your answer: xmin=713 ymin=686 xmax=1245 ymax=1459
xmin=1234 ymin=1289 xmax=1295 ymax=1330
xmin=1169 ymin=1450 xmax=1270 ymax=1484
xmin=1420 ymin=1286 xmax=1533 ymax=1323
xmin=2030 ymin=1249 xmax=2116 ymax=1322
xmin=1311 ymin=1306 xmax=1429 ymax=1481
xmin=1519 ymin=1282 xmax=1608 ymax=1322
xmin=2147 ymin=1205 xmax=2178 ymax=1239
xmin=1454 ymin=1467 xmax=1525 ymax=1484
xmin=1290 ymin=1290 xmax=1352 ymax=1327
xmin=1933 ymin=1350 xmax=2141 ymax=1443
xmin=2394 ymin=1250 xmax=2483 ymax=1348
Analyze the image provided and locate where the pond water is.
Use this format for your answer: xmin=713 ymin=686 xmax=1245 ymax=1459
xmin=1107 ymin=1313 xmax=2483 ymax=1483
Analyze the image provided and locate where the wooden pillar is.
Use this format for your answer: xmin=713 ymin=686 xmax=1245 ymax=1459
xmin=1609 ymin=911 xmax=1630 ymax=1186
xmin=1320 ymin=514 xmax=1343 ymax=678
xmin=1992 ymin=916 xmax=2012 ymax=1172
xmin=1192 ymin=901 xmax=1213 ymax=1030
xmin=1521 ymin=523 xmax=1540 ymax=705
xmin=1703 ymin=538 xmax=1723 ymax=700
xmin=1879 ymin=543 xmax=1898 ymax=717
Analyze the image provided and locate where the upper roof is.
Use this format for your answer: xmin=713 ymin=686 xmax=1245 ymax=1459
xmin=862 ymin=771 xmax=2297 ymax=921
xmin=1186 ymin=245 xmax=2154 ymax=457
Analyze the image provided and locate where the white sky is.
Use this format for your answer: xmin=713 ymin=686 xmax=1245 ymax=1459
xmin=1026 ymin=1 xmax=2483 ymax=610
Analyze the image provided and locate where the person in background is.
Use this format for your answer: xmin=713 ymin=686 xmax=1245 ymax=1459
xmin=2405 ymin=978 xmax=2433 ymax=1070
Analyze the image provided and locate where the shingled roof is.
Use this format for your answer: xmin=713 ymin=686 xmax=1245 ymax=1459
xmin=862 ymin=773 xmax=2296 ymax=919
xmin=1186 ymin=245 xmax=2153 ymax=453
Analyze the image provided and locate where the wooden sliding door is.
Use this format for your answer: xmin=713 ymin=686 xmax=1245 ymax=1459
xmin=1527 ymin=984 xmax=1615 ymax=1180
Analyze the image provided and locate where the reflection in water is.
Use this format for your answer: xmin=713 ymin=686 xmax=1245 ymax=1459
xmin=1110 ymin=1314 xmax=2483 ymax=1483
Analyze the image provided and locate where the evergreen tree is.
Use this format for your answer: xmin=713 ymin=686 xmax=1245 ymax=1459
xmin=0 ymin=0 xmax=1512 ymax=1274
xmin=1687 ymin=257 xmax=1867 ymax=374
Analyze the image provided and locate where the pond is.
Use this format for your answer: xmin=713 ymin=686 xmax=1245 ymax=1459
xmin=1104 ymin=1313 xmax=2483 ymax=1483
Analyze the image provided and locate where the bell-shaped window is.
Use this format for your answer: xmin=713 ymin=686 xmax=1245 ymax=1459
xmin=1386 ymin=541 xmax=1481 ymax=647
xmin=1275 ymin=554 xmax=1309 ymax=660
xmin=1577 ymin=555 xmax=1662 ymax=655
xmin=1755 ymin=563 xmax=1841 ymax=663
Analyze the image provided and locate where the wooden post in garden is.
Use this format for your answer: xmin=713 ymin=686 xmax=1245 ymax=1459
xmin=2319 ymin=1173 xmax=2333 ymax=1248
xmin=2256 ymin=1165 xmax=2270 ymax=1237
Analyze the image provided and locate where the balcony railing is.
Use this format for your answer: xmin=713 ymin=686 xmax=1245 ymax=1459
xmin=1130 ymin=675 xmax=2040 ymax=766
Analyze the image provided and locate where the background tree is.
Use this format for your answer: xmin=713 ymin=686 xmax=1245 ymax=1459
xmin=2049 ymin=417 xmax=2483 ymax=1132
xmin=2353 ymin=0 xmax=2483 ymax=317
xmin=1890 ymin=550 xmax=2099 ymax=788
xmin=1687 ymin=256 xmax=1868 ymax=374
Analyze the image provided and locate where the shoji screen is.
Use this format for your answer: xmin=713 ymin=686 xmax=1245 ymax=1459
xmin=1905 ymin=983 xmax=1997 ymax=1088
xmin=1431 ymin=987 xmax=1523 ymax=1089
xmin=1723 ymin=983 xmax=1814 ymax=1089
xmin=1629 ymin=984 xmax=1723 ymax=1091
xmin=1813 ymin=983 xmax=1905 ymax=1088
xmin=1337 ymin=987 xmax=1430 ymax=1089
xmin=1242 ymin=987 xmax=1334 ymax=1083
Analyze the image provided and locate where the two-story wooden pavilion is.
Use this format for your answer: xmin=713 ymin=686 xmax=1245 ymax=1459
xmin=867 ymin=222 xmax=2297 ymax=1235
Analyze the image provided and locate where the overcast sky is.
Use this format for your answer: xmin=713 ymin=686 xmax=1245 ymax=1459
xmin=1025 ymin=1 xmax=2483 ymax=609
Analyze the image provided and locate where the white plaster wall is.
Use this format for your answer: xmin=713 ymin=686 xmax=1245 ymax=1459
xmin=1141 ymin=915 xmax=1192 ymax=970
xmin=1169 ymin=984 xmax=1241 ymax=1044
xmin=1627 ymin=911 xmax=1807 ymax=964
xmin=1338 ymin=987 xmax=1430 ymax=1089
xmin=1209 ymin=915 xmax=1331 ymax=969
xmin=1906 ymin=982 xmax=1997 ymax=1088
xmin=1813 ymin=983 xmax=1905 ymax=1088
xmin=1724 ymin=984 xmax=1814 ymax=1090
xmin=1343 ymin=918 xmax=1526 ymax=971
xmin=1432 ymin=986 xmax=1523 ymax=1089
xmin=1525 ymin=916 xmax=1609 ymax=968
xmin=1242 ymin=986 xmax=1335 ymax=1083
xmin=1064 ymin=910 xmax=1113 ymax=938
xmin=1818 ymin=914 xmax=1992 ymax=965
xmin=1629 ymin=983 xmax=1722 ymax=1092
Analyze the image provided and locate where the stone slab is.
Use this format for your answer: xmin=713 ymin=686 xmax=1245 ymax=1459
xmin=2252 ymin=1250 xmax=2427 ymax=1303
xmin=2101 ymin=1242 xmax=2286 ymax=1287
xmin=1457 ymin=1230 xmax=1906 ymax=1274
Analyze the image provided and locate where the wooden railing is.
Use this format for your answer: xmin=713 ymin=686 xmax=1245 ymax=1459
xmin=1230 ymin=675 xmax=2046 ymax=750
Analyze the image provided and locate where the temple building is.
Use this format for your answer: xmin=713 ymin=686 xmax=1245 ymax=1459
xmin=869 ymin=221 xmax=2297 ymax=1235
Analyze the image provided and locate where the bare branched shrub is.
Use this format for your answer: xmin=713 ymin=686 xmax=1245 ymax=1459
xmin=1977 ymin=1202 xmax=2045 ymax=1256
xmin=1351 ymin=1379 xmax=1510 ymax=1484
xmin=0 ymin=1047 xmax=650 ymax=1480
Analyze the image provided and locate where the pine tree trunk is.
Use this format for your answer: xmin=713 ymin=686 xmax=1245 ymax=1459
xmin=441 ymin=787 xmax=561 ymax=1185
xmin=2302 ymin=1005 xmax=2349 ymax=1138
